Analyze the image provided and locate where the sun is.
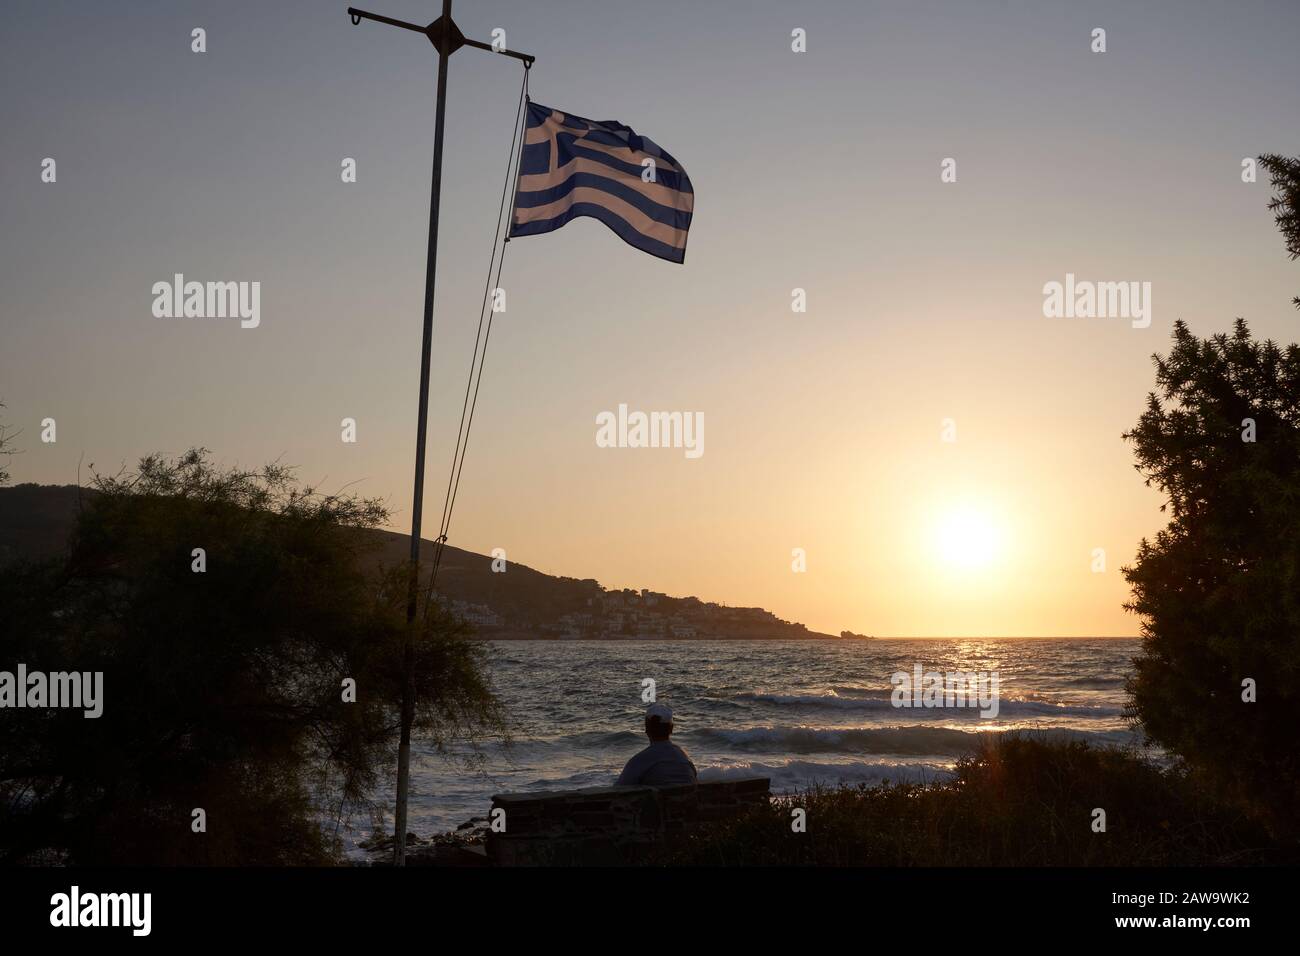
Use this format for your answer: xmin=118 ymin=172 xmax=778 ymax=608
xmin=932 ymin=504 xmax=1005 ymax=570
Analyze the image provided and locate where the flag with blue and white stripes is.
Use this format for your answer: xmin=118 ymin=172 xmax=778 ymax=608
xmin=510 ymin=101 xmax=694 ymax=264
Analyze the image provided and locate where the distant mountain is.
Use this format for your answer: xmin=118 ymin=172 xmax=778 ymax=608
xmin=0 ymin=483 xmax=834 ymax=640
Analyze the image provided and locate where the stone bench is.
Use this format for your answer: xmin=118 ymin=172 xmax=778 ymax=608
xmin=485 ymin=777 xmax=771 ymax=866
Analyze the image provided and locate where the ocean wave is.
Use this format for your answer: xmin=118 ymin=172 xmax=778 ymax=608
xmin=520 ymin=768 xmax=624 ymax=790
xmin=734 ymin=690 xmax=893 ymax=710
xmin=827 ymin=685 xmax=894 ymax=699
xmin=528 ymin=729 xmax=643 ymax=749
xmin=994 ymin=699 xmax=1122 ymax=718
xmin=732 ymin=689 xmax=1120 ymax=719
xmin=700 ymin=759 xmax=956 ymax=790
xmin=1061 ymin=676 xmax=1126 ymax=688
xmin=687 ymin=724 xmax=1134 ymax=756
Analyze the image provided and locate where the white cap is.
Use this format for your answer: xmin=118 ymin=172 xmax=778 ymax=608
xmin=646 ymin=702 xmax=674 ymax=723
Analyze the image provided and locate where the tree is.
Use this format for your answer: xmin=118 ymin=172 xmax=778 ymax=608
xmin=1259 ymin=153 xmax=1300 ymax=309
xmin=0 ymin=449 xmax=504 ymax=864
xmin=1122 ymin=320 xmax=1300 ymax=835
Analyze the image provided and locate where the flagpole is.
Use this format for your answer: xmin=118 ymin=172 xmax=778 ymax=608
xmin=392 ymin=0 xmax=452 ymax=871
xmin=346 ymin=1 xmax=535 ymax=867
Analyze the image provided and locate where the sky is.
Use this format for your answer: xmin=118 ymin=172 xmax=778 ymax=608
xmin=2 ymin=0 xmax=1298 ymax=637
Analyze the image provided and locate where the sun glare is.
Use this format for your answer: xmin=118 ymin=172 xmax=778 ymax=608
xmin=933 ymin=505 xmax=1005 ymax=570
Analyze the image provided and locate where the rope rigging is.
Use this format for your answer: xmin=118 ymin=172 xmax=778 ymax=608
xmin=422 ymin=62 xmax=531 ymax=617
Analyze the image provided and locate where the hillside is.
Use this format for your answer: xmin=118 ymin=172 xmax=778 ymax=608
xmin=0 ymin=483 xmax=833 ymax=640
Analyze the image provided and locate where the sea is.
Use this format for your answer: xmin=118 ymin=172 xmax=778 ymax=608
xmin=352 ymin=637 xmax=1143 ymax=849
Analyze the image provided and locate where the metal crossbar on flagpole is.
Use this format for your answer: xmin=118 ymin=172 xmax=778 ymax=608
xmin=349 ymin=5 xmax=534 ymax=65
xmin=346 ymin=1 xmax=536 ymax=867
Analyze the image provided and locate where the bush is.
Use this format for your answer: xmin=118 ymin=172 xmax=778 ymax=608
xmin=657 ymin=736 xmax=1284 ymax=866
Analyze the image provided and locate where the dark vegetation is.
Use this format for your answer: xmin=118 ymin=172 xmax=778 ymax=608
xmin=1259 ymin=153 xmax=1300 ymax=309
xmin=658 ymin=736 xmax=1291 ymax=865
xmin=0 ymin=400 xmax=14 ymax=487
xmin=1122 ymin=319 xmax=1300 ymax=837
xmin=0 ymin=450 xmax=503 ymax=864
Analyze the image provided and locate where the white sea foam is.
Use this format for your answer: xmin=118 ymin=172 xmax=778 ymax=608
xmin=733 ymin=689 xmax=1119 ymax=718
xmin=688 ymin=724 xmax=1133 ymax=756
xmin=699 ymin=759 xmax=956 ymax=791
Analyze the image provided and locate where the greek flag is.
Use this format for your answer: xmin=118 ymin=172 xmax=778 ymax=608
xmin=510 ymin=101 xmax=694 ymax=264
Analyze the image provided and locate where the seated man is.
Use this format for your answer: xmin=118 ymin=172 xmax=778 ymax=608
xmin=616 ymin=702 xmax=698 ymax=786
